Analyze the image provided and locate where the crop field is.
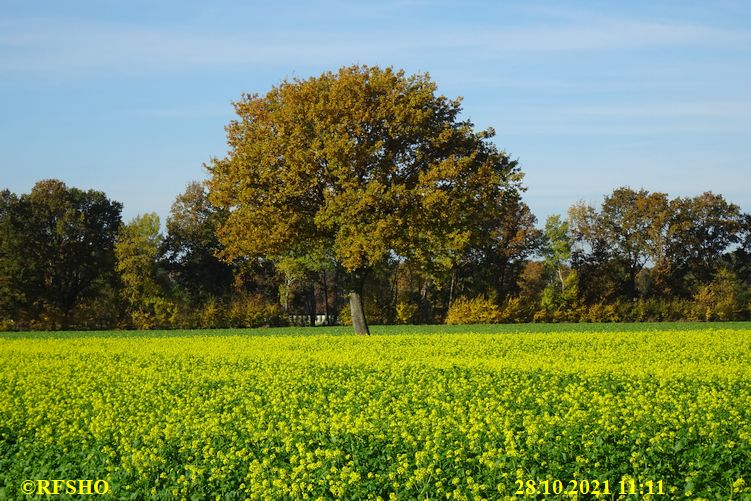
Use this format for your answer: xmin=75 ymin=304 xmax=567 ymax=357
xmin=1 ymin=324 xmax=750 ymax=500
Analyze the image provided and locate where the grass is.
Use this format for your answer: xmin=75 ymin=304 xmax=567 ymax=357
xmin=2 ymin=320 xmax=751 ymax=339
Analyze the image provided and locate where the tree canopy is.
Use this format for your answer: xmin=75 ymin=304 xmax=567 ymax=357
xmin=207 ymin=65 xmax=525 ymax=333
xmin=0 ymin=180 xmax=122 ymax=328
xmin=2 ymin=71 xmax=751 ymax=331
xmin=569 ymin=187 xmax=744 ymax=302
xmin=115 ymin=213 xmax=176 ymax=329
xmin=162 ymin=181 xmax=233 ymax=304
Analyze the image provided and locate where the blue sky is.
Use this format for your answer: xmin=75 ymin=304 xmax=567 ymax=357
xmin=1 ymin=0 xmax=749 ymax=225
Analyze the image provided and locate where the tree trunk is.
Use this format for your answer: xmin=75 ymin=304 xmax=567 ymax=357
xmin=628 ymin=263 xmax=639 ymax=299
xmin=309 ymin=285 xmax=316 ymax=327
xmin=332 ymin=265 xmax=340 ymax=325
xmin=392 ymin=266 xmax=399 ymax=320
xmin=349 ymin=291 xmax=370 ymax=335
xmin=282 ymin=276 xmax=292 ymax=312
xmin=321 ymin=270 xmax=330 ymax=325
xmin=449 ymin=267 xmax=456 ymax=304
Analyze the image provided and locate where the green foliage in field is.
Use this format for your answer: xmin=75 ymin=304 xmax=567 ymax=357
xmin=1 ymin=328 xmax=750 ymax=499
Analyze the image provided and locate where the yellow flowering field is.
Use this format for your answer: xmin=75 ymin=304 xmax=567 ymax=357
xmin=1 ymin=327 xmax=750 ymax=499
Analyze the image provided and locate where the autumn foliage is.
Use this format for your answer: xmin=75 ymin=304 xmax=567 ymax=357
xmin=1 ymin=67 xmax=750 ymax=330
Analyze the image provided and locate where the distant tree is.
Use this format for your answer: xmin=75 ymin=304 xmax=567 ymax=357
xmin=541 ymin=214 xmax=572 ymax=293
xmin=208 ymin=65 xmax=525 ymax=334
xmin=516 ymin=213 xmax=580 ymax=320
xmin=115 ymin=213 xmax=175 ymax=329
xmin=691 ymin=268 xmax=749 ymax=321
xmin=455 ymin=195 xmax=541 ymax=302
xmin=567 ymin=201 xmax=616 ymax=303
xmin=0 ymin=190 xmax=24 ymax=326
xmin=467 ymin=196 xmax=542 ymax=302
xmin=568 ymin=188 xmax=746 ymax=306
xmin=162 ymin=181 xmax=233 ymax=305
xmin=665 ymin=192 xmax=743 ymax=295
xmin=516 ymin=261 xmax=547 ymax=301
xmin=569 ymin=187 xmax=670 ymax=300
xmin=275 ymin=253 xmax=330 ymax=326
xmin=723 ymin=213 xmax=751 ymax=289
xmin=0 ymin=180 xmax=122 ymax=329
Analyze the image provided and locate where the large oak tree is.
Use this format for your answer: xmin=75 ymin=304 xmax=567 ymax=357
xmin=208 ymin=65 xmax=524 ymax=333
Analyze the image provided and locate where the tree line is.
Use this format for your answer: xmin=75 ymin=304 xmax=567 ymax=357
xmin=1 ymin=180 xmax=749 ymax=331
xmin=1 ymin=66 xmax=749 ymax=331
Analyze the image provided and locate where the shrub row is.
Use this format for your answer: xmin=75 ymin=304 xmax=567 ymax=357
xmin=445 ymin=296 xmax=751 ymax=325
xmin=1 ymin=294 xmax=289 ymax=331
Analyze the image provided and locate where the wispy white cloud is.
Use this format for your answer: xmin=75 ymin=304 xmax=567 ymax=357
xmin=474 ymin=99 xmax=751 ymax=139
xmin=447 ymin=19 xmax=746 ymax=53
xmin=0 ymin=19 xmax=320 ymax=73
xmin=0 ymin=13 xmax=747 ymax=78
xmin=547 ymin=101 xmax=751 ymax=119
